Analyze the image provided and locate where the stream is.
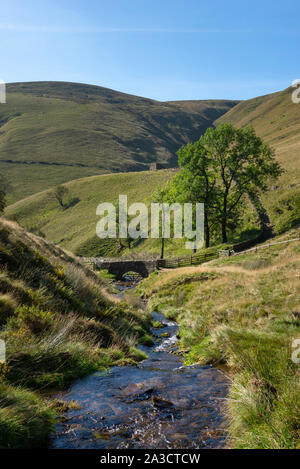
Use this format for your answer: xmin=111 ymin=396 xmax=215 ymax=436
xmin=51 ymin=279 xmax=229 ymax=449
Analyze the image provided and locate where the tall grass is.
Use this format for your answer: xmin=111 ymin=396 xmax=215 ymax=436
xmin=0 ymin=217 xmax=151 ymax=448
xmin=137 ymin=238 xmax=300 ymax=448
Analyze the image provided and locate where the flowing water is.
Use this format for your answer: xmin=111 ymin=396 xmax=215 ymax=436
xmin=51 ymin=279 xmax=229 ymax=449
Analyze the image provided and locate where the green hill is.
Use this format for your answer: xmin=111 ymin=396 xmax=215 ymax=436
xmin=5 ymin=169 xmax=177 ymax=256
xmin=0 ymin=81 xmax=238 ymax=203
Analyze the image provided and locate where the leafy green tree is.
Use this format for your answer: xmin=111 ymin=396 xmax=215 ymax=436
xmin=172 ymin=141 xmax=219 ymax=248
xmin=202 ymin=124 xmax=282 ymax=242
xmin=53 ymin=185 xmax=69 ymax=209
xmin=173 ymin=124 xmax=282 ymax=244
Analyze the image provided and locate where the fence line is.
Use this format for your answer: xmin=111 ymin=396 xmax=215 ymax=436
xmin=157 ymin=250 xmax=217 ymax=269
xmin=231 ymin=236 xmax=300 ymax=256
xmin=157 ymin=236 xmax=300 ymax=269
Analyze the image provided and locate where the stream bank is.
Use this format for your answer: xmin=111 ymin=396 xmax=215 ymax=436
xmin=51 ymin=279 xmax=229 ymax=449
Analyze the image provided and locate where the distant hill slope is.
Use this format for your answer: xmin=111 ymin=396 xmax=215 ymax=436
xmin=0 ymin=81 xmax=238 ymax=202
xmin=215 ymin=86 xmax=300 ymax=184
xmin=6 ymin=169 xmax=176 ymax=256
xmin=215 ymin=86 xmax=300 ymax=235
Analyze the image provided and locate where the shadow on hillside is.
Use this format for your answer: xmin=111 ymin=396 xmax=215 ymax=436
xmin=64 ymin=197 xmax=80 ymax=210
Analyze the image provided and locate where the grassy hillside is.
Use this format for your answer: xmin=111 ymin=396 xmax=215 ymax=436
xmin=215 ymin=87 xmax=300 ymax=234
xmin=0 ymin=81 xmax=238 ymax=203
xmin=6 ymin=162 xmax=299 ymax=260
xmin=0 ymin=217 xmax=150 ymax=448
xmin=5 ymin=169 xmax=179 ymax=257
xmin=137 ymin=229 xmax=300 ymax=448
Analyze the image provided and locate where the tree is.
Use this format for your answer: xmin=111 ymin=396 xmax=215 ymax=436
xmin=169 ymin=124 xmax=282 ymax=245
xmin=152 ymin=187 xmax=169 ymax=259
xmin=172 ymin=141 xmax=219 ymax=248
xmin=54 ymin=185 xmax=69 ymax=209
xmin=114 ymin=200 xmax=135 ymax=251
xmin=201 ymin=124 xmax=282 ymax=242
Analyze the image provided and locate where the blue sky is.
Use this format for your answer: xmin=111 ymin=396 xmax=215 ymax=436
xmin=0 ymin=0 xmax=298 ymax=101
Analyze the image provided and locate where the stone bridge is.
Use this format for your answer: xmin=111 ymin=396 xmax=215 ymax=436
xmin=83 ymin=258 xmax=158 ymax=280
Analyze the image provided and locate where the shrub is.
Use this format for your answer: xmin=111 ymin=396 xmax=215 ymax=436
xmin=7 ymin=305 xmax=54 ymax=335
xmin=139 ymin=334 xmax=154 ymax=346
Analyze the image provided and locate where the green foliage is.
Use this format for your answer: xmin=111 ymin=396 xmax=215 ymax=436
xmin=53 ymin=184 xmax=69 ymax=209
xmin=216 ymin=86 xmax=300 ymax=237
xmin=172 ymin=124 xmax=282 ymax=245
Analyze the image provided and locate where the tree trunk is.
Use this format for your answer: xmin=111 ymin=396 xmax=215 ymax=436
xmin=222 ymin=193 xmax=228 ymax=243
xmin=222 ymin=217 xmax=228 ymax=243
xmin=204 ymin=211 xmax=210 ymax=248
xmin=222 ymin=225 xmax=228 ymax=243
xmin=160 ymin=237 xmax=165 ymax=259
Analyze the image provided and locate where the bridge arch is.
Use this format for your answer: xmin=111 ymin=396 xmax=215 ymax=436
xmin=88 ymin=258 xmax=158 ymax=281
xmin=120 ymin=270 xmax=146 ymax=280
xmin=107 ymin=261 xmax=151 ymax=280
